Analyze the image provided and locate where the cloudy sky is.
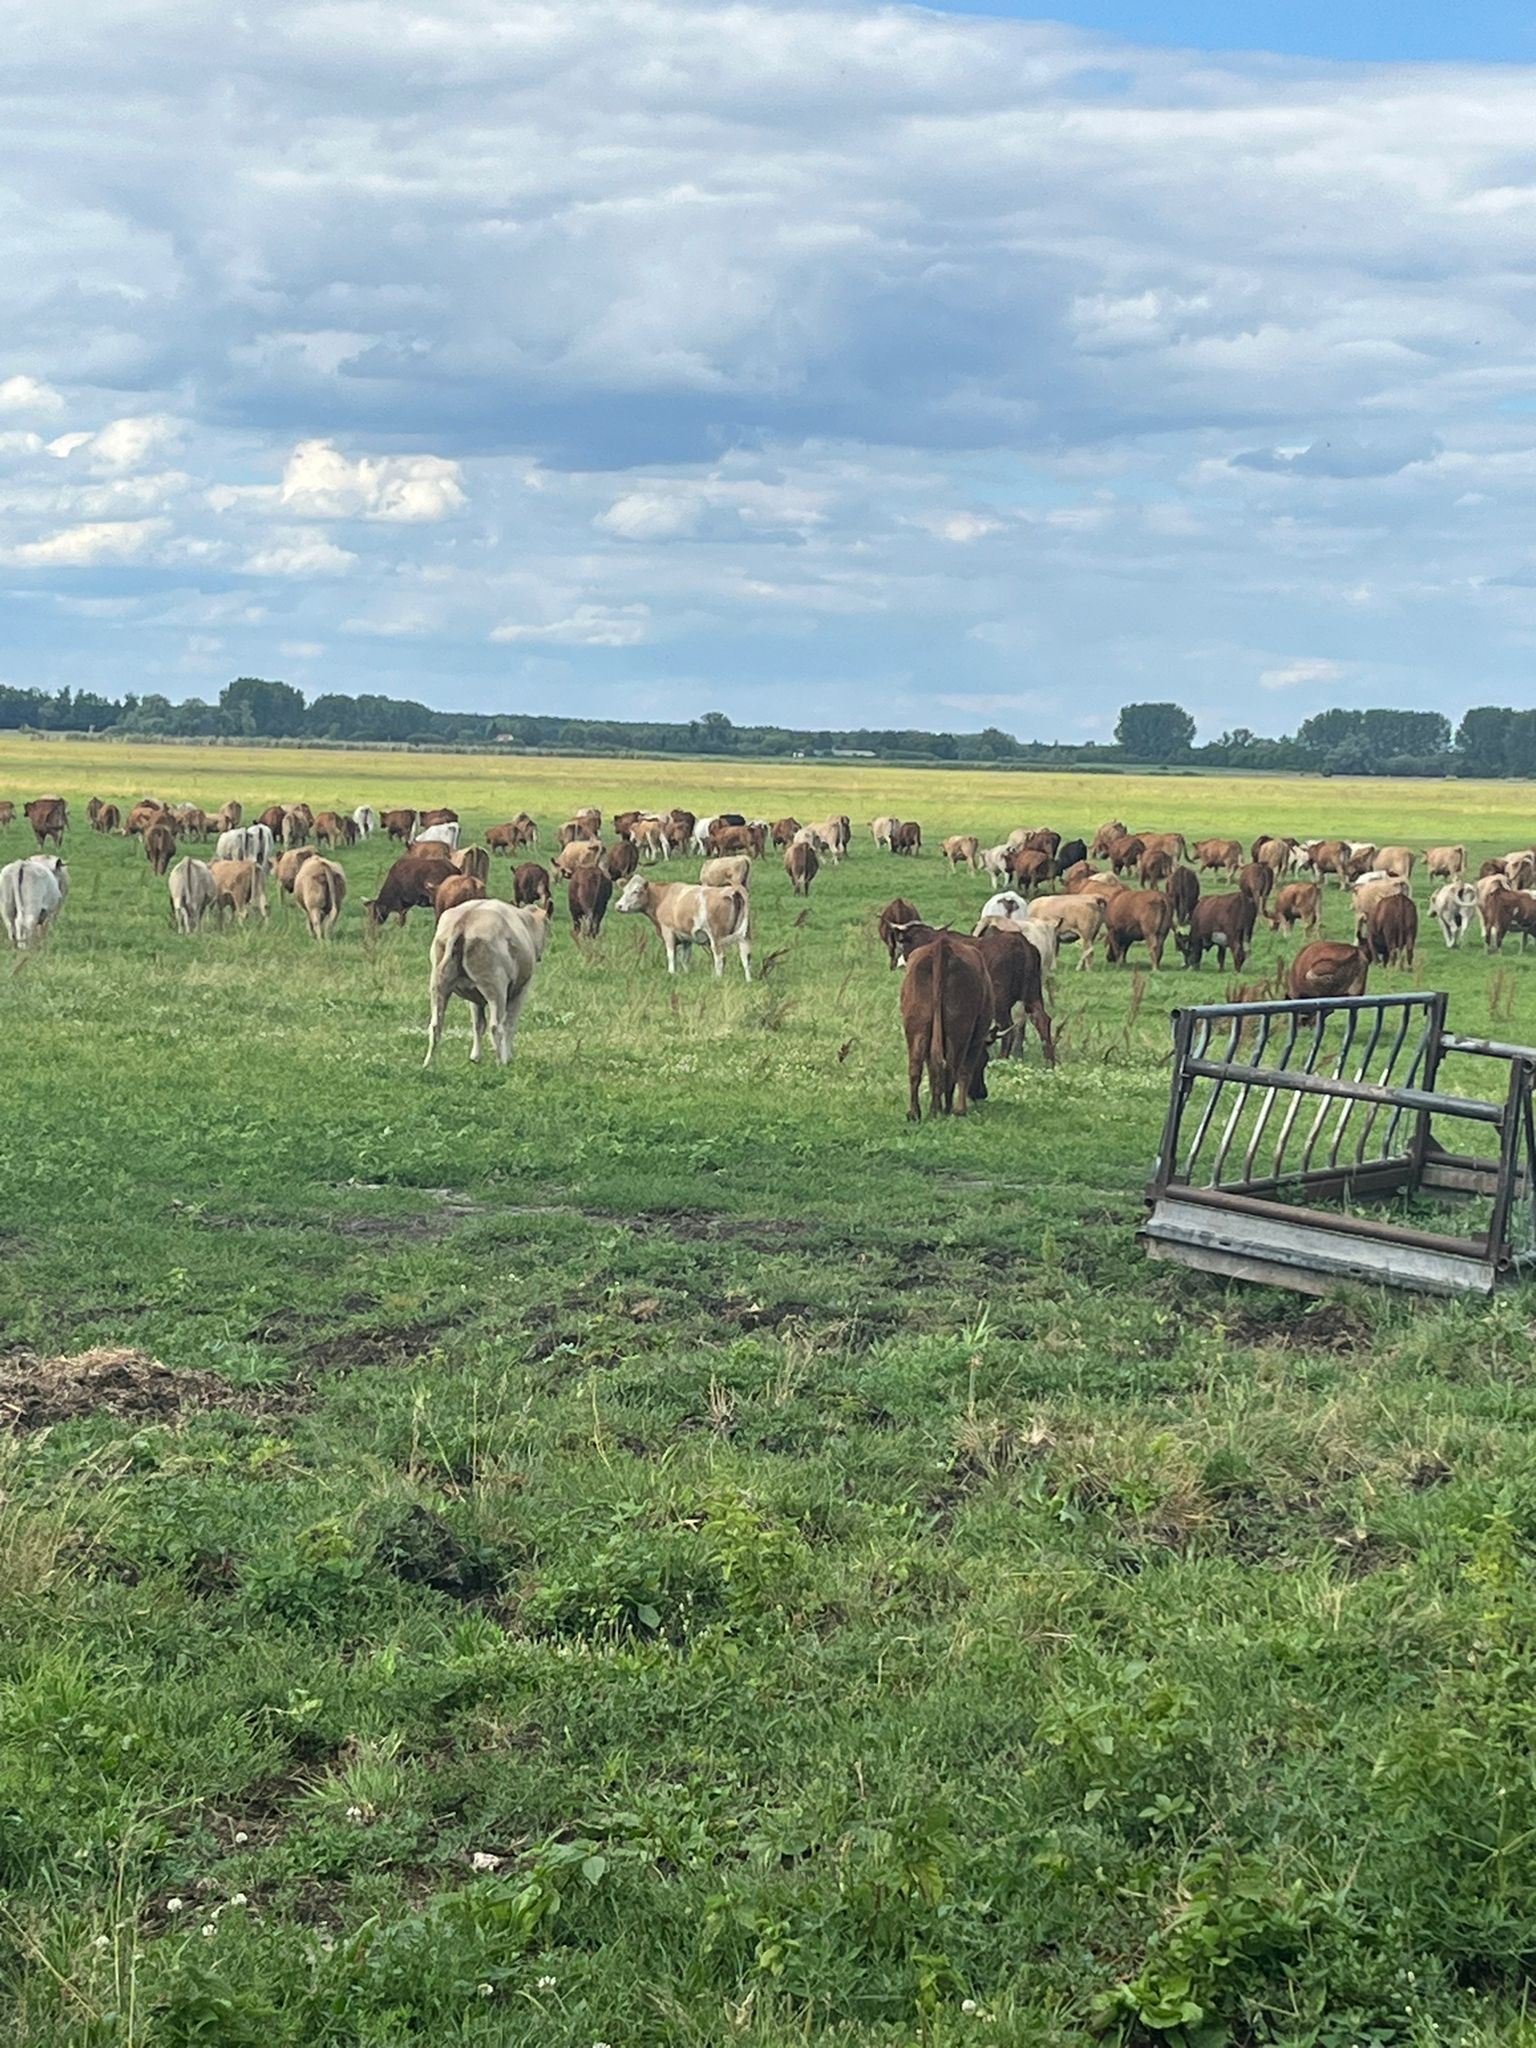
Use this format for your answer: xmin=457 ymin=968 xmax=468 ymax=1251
xmin=5 ymin=0 xmax=1536 ymax=740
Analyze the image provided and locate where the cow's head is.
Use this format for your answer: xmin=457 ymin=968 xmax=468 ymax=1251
xmin=615 ymin=876 xmax=649 ymax=914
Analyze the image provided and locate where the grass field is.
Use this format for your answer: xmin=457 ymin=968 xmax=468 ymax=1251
xmin=6 ymin=735 xmax=1536 ymax=2047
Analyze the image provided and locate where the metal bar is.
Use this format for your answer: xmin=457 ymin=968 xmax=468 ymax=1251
xmin=1299 ymin=1004 xmax=1357 ymax=1175
xmin=1210 ymin=1010 xmax=1254 ymax=1182
xmin=1329 ymin=998 xmax=1386 ymax=1170
xmin=1442 ymin=1034 xmax=1536 ymax=1061
xmin=1403 ymin=991 xmax=1449 ymax=1185
xmin=1384 ymin=996 xmax=1436 ymax=1162
xmin=1354 ymin=996 xmax=1411 ymax=1164
xmin=1171 ymin=992 xmax=1437 ymax=1023
xmin=1154 ymin=1179 xmax=1494 ymax=1256
xmin=1484 ymin=1059 xmax=1532 ymax=1265
xmin=1181 ymin=1059 xmax=1506 ymax=1123
xmin=1271 ymin=1004 xmax=1331 ymax=1185
xmin=1150 ymin=1008 xmax=1198 ymax=1193
xmin=1218 ymin=1156 xmax=1417 ymax=1201
xmin=1241 ymin=1005 xmax=1300 ymax=1184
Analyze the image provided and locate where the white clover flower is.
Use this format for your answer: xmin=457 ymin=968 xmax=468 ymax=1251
xmin=165 ymin=1898 xmax=185 ymax=1915
xmin=536 ymin=1975 xmax=557 ymax=1990
xmin=470 ymin=1851 xmax=502 ymax=1872
xmin=230 ymin=1893 xmax=248 ymax=1908
xmin=477 ymin=1983 xmax=493 ymax=1998
xmin=345 ymin=1805 xmax=364 ymax=1822
xmin=234 ymin=1831 xmax=248 ymax=1845
xmin=93 ymin=1934 xmax=111 ymax=1950
xmin=961 ymin=2002 xmax=978 ymax=2017
xmin=201 ymin=1924 xmax=217 ymax=1938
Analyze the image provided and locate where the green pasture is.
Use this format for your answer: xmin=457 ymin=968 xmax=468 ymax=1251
xmin=4 ymin=735 xmax=1536 ymax=2046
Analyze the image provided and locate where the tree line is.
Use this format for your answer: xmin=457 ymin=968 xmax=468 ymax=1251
xmin=0 ymin=677 xmax=1519 ymax=777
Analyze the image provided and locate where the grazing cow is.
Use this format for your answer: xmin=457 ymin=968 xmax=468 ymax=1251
xmin=556 ymin=817 xmax=592 ymax=848
xmin=605 ymin=838 xmax=640 ymax=882
xmin=1136 ymin=831 xmax=1187 ymax=865
xmin=1237 ymin=861 xmax=1274 ymax=909
xmin=274 ymin=846 xmax=319 ymax=895
xmin=1026 ymin=892 xmax=1103 ymax=969
xmin=1269 ymin=882 xmax=1322 ymax=935
xmin=1138 ymin=846 xmax=1174 ymax=889
xmin=1431 ymin=881 xmax=1478 ymax=949
xmin=1289 ymin=940 xmax=1369 ymax=1001
xmin=1076 ymin=874 xmax=1128 ymax=904
xmin=168 ymin=857 xmax=217 ymax=934
xmin=972 ymin=924 xmax=1056 ymax=1064
xmin=1055 ymin=838 xmax=1088 ymax=872
xmin=1176 ymin=891 xmax=1256 ymax=971
xmin=432 ymin=873 xmax=487 ymax=922
xmin=771 ymin=817 xmax=801 ymax=847
xmin=143 ymin=820 xmax=177 ymax=876
xmin=413 ymin=821 xmax=461 ymax=852
xmin=423 ymin=900 xmax=553 ymax=1068
xmin=1104 ymin=889 xmax=1173 ymax=969
xmin=553 ymin=839 xmax=603 ymax=877
xmin=382 ymin=808 xmax=417 ymax=842
xmin=878 ymin=896 xmax=921 ymax=969
xmin=870 ymin=815 xmax=899 ymax=850
xmin=1255 ymin=836 xmax=1295 ymax=874
xmin=707 ymin=822 xmax=761 ymax=858
xmin=1007 ymin=847 xmax=1056 ymax=894
xmin=632 ymin=817 xmax=669 ymax=862
xmin=1342 ymin=843 xmax=1380 ymax=885
xmin=613 ymin=810 xmax=642 ymax=839
xmin=255 ymin=804 xmax=286 ymax=836
xmin=366 ymin=850 xmax=459 ymax=928
xmin=95 ymin=804 xmax=121 ymax=834
xmin=1011 ymin=827 xmax=1061 ymax=859
xmin=25 ymin=797 xmax=68 ymax=848
xmin=1167 ymin=866 xmax=1201 ymax=927
xmin=1107 ymin=834 xmax=1145 ymax=876
xmin=1421 ymin=844 xmax=1464 ymax=881
xmin=281 ymin=807 xmax=310 ymax=848
xmin=513 ymin=862 xmax=553 ymax=909
xmin=353 ymin=806 xmax=377 ymax=839
xmin=1483 ymin=888 xmax=1536 ymax=953
xmin=891 ymin=821 xmax=922 ymax=856
xmin=510 ymin=813 xmax=539 ymax=848
xmin=1194 ymin=837 xmax=1242 ymax=876
xmin=569 ymin=864 xmax=613 ymax=936
xmin=1301 ymin=839 xmax=1348 ymax=887
xmin=980 ymin=845 xmax=1012 ymax=887
xmin=1 ymin=855 xmax=67 ymax=945
xmin=1090 ymin=819 xmax=1128 ymax=859
xmin=216 ymin=800 xmax=243 ymax=832
xmin=1364 ymin=891 xmax=1417 ymax=968
xmin=616 ymin=875 xmax=752 ymax=979
xmin=312 ymin=810 xmax=347 ymax=848
xmin=943 ymin=834 xmax=980 ymax=871
xmin=786 ymin=841 xmax=819 ymax=896
xmin=294 ymin=857 xmax=348 ymax=940
xmin=701 ymin=855 xmax=751 ymax=890
xmin=898 ymin=931 xmax=993 ymax=1120
xmin=208 ymin=859 xmax=268 ymax=925
xmin=973 ymin=893 xmax=1059 ymax=975
xmin=452 ymin=845 xmax=491 ymax=883
xmin=1501 ymin=850 xmax=1536 ymax=891
xmin=174 ymin=804 xmax=210 ymax=840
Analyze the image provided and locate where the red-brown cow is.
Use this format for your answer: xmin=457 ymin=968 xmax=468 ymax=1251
xmin=366 ymin=849 xmax=456 ymax=927
xmin=569 ymin=864 xmax=613 ymax=936
xmin=1104 ymin=889 xmax=1173 ymax=969
xmin=513 ymin=862 xmax=553 ymax=909
xmin=1175 ymin=891 xmax=1256 ymax=971
xmin=898 ymin=931 xmax=993 ymax=1120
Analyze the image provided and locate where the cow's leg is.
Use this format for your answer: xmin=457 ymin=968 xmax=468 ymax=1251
xmin=663 ymin=929 xmax=678 ymax=973
xmin=423 ymin=981 xmax=449 ymax=1067
xmin=1027 ymin=1000 xmax=1056 ymax=1067
xmin=500 ymin=980 xmax=531 ymax=1064
xmin=906 ymin=1033 xmax=923 ymax=1120
xmin=469 ymin=992 xmax=492 ymax=1064
xmin=710 ymin=934 xmax=726 ymax=977
xmin=1148 ymin=935 xmax=1163 ymax=970
xmin=738 ymin=931 xmax=752 ymax=982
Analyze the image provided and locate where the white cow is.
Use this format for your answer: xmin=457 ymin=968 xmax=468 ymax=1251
xmin=353 ymin=806 xmax=377 ymax=840
xmin=1430 ymin=881 xmax=1478 ymax=949
xmin=690 ymin=815 xmax=718 ymax=855
xmin=616 ymin=875 xmax=752 ymax=979
xmin=980 ymin=844 xmax=1012 ymax=887
xmin=168 ymin=857 xmax=217 ymax=934
xmin=423 ymin=899 xmax=552 ymax=1067
xmin=216 ymin=823 xmax=275 ymax=870
xmin=1 ymin=855 xmax=67 ymax=946
xmin=973 ymin=892 xmax=1060 ymax=977
xmin=413 ymin=821 xmax=461 ymax=852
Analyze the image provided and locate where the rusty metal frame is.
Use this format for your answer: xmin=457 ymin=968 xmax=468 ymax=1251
xmin=1141 ymin=994 xmax=1536 ymax=1297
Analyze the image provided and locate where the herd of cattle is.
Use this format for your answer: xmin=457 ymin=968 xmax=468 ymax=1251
xmin=1 ymin=795 xmax=1532 ymax=1109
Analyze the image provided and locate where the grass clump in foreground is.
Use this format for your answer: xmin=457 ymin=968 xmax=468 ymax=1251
xmin=5 ymin=738 xmax=1536 ymax=2043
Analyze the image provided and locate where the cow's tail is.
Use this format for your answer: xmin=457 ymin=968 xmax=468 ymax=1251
xmin=929 ymin=937 xmax=947 ymax=1083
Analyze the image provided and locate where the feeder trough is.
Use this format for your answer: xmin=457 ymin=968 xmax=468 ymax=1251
xmin=1141 ymin=992 xmax=1536 ymax=1298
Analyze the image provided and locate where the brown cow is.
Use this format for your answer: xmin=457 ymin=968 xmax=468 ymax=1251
xmin=1104 ymin=889 xmax=1172 ymax=969
xmin=95 ymin=803 xmax=121 ymax=834
xmin=1268 ymin=882 xmax=1322 ymax=934
xmin=1137 ymin=846 xmax=1174 ymax=888
xmin=898 ymin=931 xmax=993 ymax=1120
xmin=366 ymin=850 xmax=458 ymax=927
xmin=1167 ymin=866 xmax=1200 ymax=926
xmin=1175 ymin=891 xmax=1256 ymax=971
xmin=255 ymin=803 xmax=286 ymax=836
xmin=1007 ymin=848 xmax=1056 ymax=893
xmin=554 ymin=839 xmax=603 ymax=876
xmin=216 ymin=800 xmax=243 ymax=832
xmin=25 ymin=797 xmax=68 ymax=848
xmin=771 ymin=817 xmax=801 ymax=848
xmin=707 ymin=823 xmax=758 ymax=857
xmin=604 ymin=838 xmax=639 ymax=882
xmin=382 ymin=808 xmax=417 ymax=842
xmin=453 ymin=845 xmax=491 ymax=883
xmin=124 ymin=799 xmax=165 ymax=838
xmin=878 ymin=896 xmax=921 ymax=969
xmin=1289 ymin=940 xmax=1369 ymax=1000
xmin=1237 ymin=861 xmax=1274 ymax=910
xmin=0 ymin=801 xmax=15 ymax=829
xmin=275 ymin=845 xmax=320 ymax=894
xmin=891 ymin=821 xmax=922 ymax=856
xmin=613 ymin=810 xmax=642 ymax=839
xmin=433 ymin=873 xmax=487 ymax=922
xmin=485 ymin=822 xmax=522 ymax=856
xmin=208 ymin=859 xmax=268 ymax=925
xmin=1090 ymin=819 xmax=1128 ymax=859
xmin=86 ymin=797 xmax=102 ymax=826
xmin=312 ymin=811 xmax=347 ymax=848
xmin=1193 ymin=837 xmax=1242 ymax=876
xmin=1307 ymin=839 xmax=1350 ymax=887
xmin=418 ymin=807 xmax=459 ymax=830
xmin=1107 ymin=834 xmax=1145 ymax=875
xmin=513 ymin=862 xmax=553 ymax=909
xmin=1365 ymin=891 xmax=1417 ymax=968
xmin=143 ymin=819 xmax=177 ymax=875
xmin=1482 ymin=888 xmax=1536 ymax=953
xmin=570 ymin=864 xmax=613 ymax=936
xmin=972 ymin=924 xmax=1055 ymax=1066
xmin=786 ymin=841 xmax=819 ymax=896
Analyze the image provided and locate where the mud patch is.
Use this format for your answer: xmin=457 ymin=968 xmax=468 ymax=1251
xmin=0 ymin=1347 xmax=236 ymax=1431
xmin=302 ymin=1315 xmax=467 ymax=1373
xmin=1219 ymin=1300 xmax=1371 ymax=1354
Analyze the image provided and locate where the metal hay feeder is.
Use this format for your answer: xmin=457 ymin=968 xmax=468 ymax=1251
xmin=1141 ymin=993 xmax=1536 ymax=1298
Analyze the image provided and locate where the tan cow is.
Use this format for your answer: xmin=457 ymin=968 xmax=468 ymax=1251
xmin=1375 ymin=846 xmax=1415 ymax=882
xmin=209 ymin=859 xmax=268 ymax=924
xmin=700 ymin=856 xmax=752 ymax=889
xmin=215 ymin=800 xmax=243 ymax=833
xmin=168 ymin=857 xmax=217 ymax=934
xmin=1104 ymin=889 xmax=1172 ymax=969
xmin=1090 ymin=819 xmax=1128 ymax=858
xmin=1193 ymin=838 xmax=1242 ymax=876
xmin=942 ymin=834 xmax=980 ymax=871
xmin=1268 ymin=882 xmax=1322 ymax=934
xmin=294 ymin=856 xmax=348 ymax=940
xmin=1026 ymin=892 xmax=1103 ymax=968
xmin=275 ymin=846 xmax=319 ymax=894
xmin=1424 ymin=844 xmax=1465 ymax=881
xmin=616 ymin=875 xmax=752 ymax=979
xmin=786 ymin=841 xmax=819 ymax=896
xmin=423 ymin=900 xmax=553 ymax=1067
xmin=553 ymin=839 xmax=603 ymax=876
xmin=870 ymin=815 xmax=899 ymax=850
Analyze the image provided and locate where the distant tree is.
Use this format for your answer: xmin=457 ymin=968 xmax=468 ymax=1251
xmin=690 ymin=711 xmax=736 ymax=754
xmin=1295 ymin=708 xmax=1362 ymax=757
xmin=220 ymin=675 xmax=306 ymax=737
xmin=1457 ymin=706 xmax=1513 ymax=778
xmin=1115 ymin=701 xmax=1196 ymax=762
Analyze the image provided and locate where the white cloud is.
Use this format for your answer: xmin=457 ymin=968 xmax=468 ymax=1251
xmin=279 ymin=640 xmax=324 ymax=659
xmin=905 ymin=512 xmax=1003 ymax=544
xmin=0 ymin=375 xmax=63 ymax=416
xmin=241 ymin=534 xmax=358 ymax=577
xmin=47 ymin=416 xmax=182 ymax=472
xmin=1260 ymin=657 xmax=1351 ymax=691
xmin=4 ymin=519 xmax=167 ymax=567
xmin=277 ymin=440 xmax=466 ymax=523
xmin=491 ymin=604 xmax=651 ymax=647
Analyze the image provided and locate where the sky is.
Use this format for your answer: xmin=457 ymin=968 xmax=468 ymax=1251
xmin=4 ymin=0 xmax=1536 ymax=744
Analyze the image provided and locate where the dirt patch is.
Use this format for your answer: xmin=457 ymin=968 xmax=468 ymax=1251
xmin=1219 ymin=1300 xmax=1371 ymax=1354
xmin=0 ymin=1347 xmax=237 ymax=1431
xmin=302 ymin=1315 xmax=467 ymax=1373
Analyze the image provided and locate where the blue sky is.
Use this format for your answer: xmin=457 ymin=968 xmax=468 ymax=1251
xmin=3 ymin=0 xmax=1536 ymax=742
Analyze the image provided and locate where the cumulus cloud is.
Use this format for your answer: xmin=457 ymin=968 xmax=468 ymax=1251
xmin=241 ymin=534 xmax=358 ymax=577
xmin=47 ymin=416 xmax=183 ymax=472
xmin=277 ymin=440 xmax=466 ymax=523
xmin=4 ymin=519 xmax=167 ymax=567
xmin=491 ymin=604 xmax=651 ymax=647
xmin=0 ymin=376 xmax=63 ymax=415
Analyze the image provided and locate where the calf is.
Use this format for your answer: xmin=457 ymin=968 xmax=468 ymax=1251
xmin=0 ymin=801 xmax=16 ymax=828
xmin=786 ymin=841 xmax=819 ymax=895
xmin=617 ymin=875 xmax=752 ymax=979
xmin=570 ymin=864 xmax=613 ymax=936
xmin=1176 ymin=891 xmax=1256 ymax=971
xmin=1430 ymin=881 xmax=1478 ymax=948
xmin=1104 ymin=889 xmax=1173 ymax=969
xmin=1 ymin=855 xmax=68 ymax=945
xmin=878 ymin=896 xmax=921 ymax=969
xmin=899 ymin=932 xmax=993 ymax=1120
xmin=168 ymin=857 xmax=217 ymax=934
xmin=295 ymin=856 xmax=348 ymax=940
xmin=1268 ymin=882 xmax=1322 ymax=935
xmin=423 ymin=900 xmax=553 ymax=1067
xmin=513 ymin=862 xmax=553 ymax=909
